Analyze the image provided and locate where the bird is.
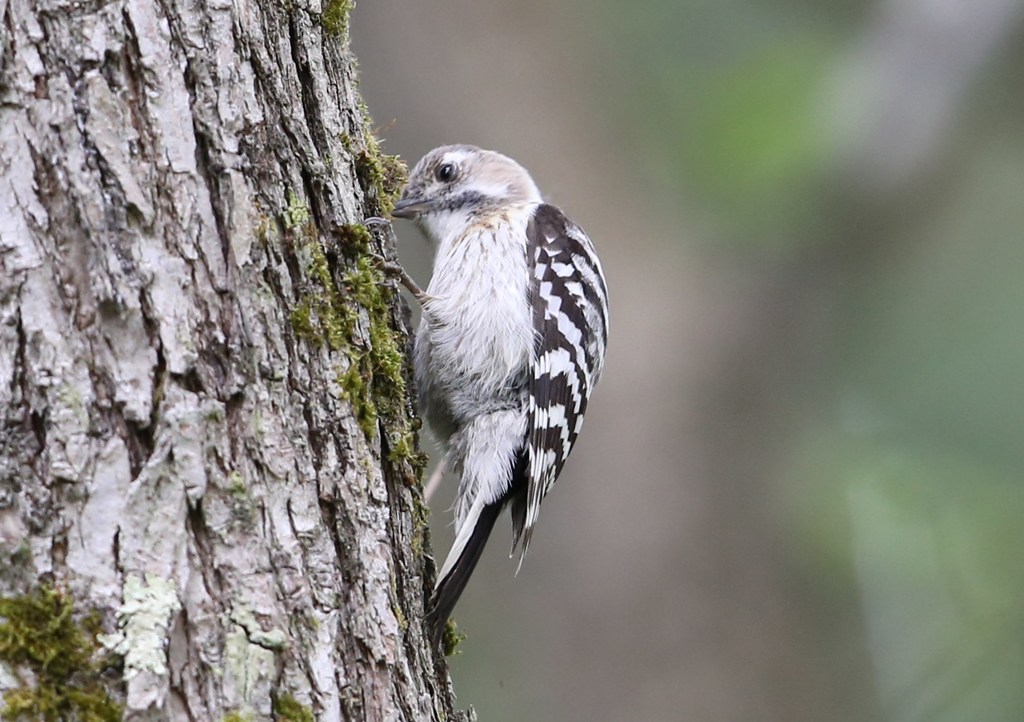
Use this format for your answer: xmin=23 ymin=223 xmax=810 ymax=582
xmin=388 ymin=144 xmax=609 ymax=647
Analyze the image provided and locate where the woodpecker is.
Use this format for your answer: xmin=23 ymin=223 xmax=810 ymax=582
xmin=389 ymin=145 xmax=609 ymax=647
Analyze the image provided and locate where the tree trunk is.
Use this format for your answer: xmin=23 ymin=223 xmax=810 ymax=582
xmin=0 ymin=1 xmax=467 ymax=719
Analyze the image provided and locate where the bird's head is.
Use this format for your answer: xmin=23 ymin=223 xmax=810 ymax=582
xmin=391 ymin=145 xmax=542 ymax=243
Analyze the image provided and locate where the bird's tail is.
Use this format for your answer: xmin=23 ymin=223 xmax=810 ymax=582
xmin=427 ymin=496 xmax=503 ymax=647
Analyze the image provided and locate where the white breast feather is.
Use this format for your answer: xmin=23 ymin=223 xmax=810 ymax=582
xmin=418 ymin=205 xmax=536 ymax=426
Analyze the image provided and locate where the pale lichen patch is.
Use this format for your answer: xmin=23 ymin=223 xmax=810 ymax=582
xmin=230 ymin=607 xmax=287 ymax=651
xmin=223 ymin=616 xmax=277 ymax=716
xmin=98 ymin=574 xmax=181 ymax=680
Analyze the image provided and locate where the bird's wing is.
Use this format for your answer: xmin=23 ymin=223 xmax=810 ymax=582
xmin=515 ymin=204 xmax=609 ymax=560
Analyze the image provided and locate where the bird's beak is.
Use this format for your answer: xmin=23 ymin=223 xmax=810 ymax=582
xmin=390 ymin=197 xmax=433 ymax=219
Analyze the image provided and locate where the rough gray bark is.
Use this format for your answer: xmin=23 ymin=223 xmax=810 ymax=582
xmin=0 ymin=0 xmax=468 ymax=719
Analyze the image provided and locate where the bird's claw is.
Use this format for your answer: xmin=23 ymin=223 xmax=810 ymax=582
xmin=368 ymin=253 xmax=426 ymax=303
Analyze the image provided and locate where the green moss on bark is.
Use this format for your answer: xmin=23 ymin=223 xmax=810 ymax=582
xmin=0 ymin=587 xmax=122 ymax=721
xmin=352 ymin=102 xmax=407 ymax=216
xmin=355 ymin=145 xmax=406 ymax=216
xmin=221 ymin=712 xmax=253 ymax=722
xmin=321 ymin=0 xmax=352 ymax=37
xmin=440 ymin=619 xmax=466 ymax=658
xmin=283 ymin=199 xmax=424 ymax=480
xmin=273 ymin=694 xmax=314 ymax=722
xmin=337 ymin=222 xmax=373 ymax=253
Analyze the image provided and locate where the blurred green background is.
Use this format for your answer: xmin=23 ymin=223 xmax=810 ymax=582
xmin=352 ymin=1 xmax=1024 ymax=720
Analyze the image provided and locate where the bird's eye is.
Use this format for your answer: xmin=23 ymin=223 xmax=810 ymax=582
xmin=435 ymin=163 xmax=457 ymax=183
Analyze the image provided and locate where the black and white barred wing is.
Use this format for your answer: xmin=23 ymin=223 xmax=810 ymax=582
xmin=517 ymin=204 xmax=609 ymax=556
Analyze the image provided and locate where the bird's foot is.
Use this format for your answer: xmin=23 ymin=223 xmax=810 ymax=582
xmin=368 ymin=253 xmax=427 ymax=304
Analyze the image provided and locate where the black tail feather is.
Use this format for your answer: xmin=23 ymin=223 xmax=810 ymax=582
xmin=427 ymin=449 xmax=529 ymax=649
xmin=427 ymin=499 xmax=503 ymax=648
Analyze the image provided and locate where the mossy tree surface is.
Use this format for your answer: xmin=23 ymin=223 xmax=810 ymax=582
xmin=0 ymin=587 xmax=121 ymax=721
xmin=0 ymin=1 xmax=467 ymax=720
